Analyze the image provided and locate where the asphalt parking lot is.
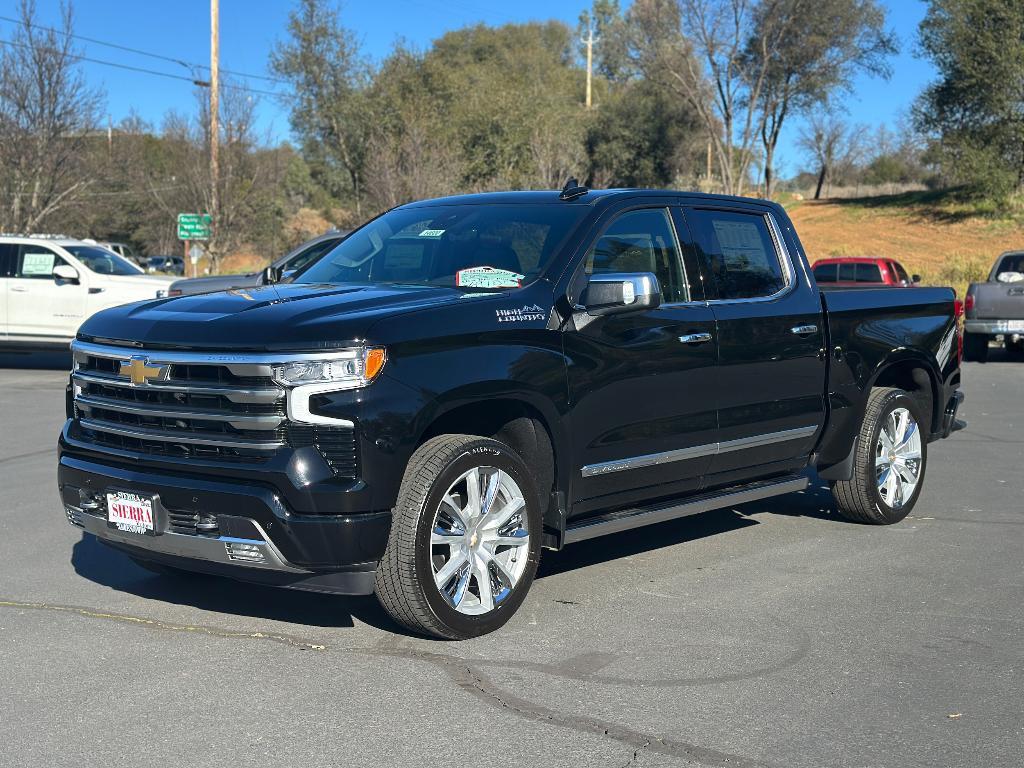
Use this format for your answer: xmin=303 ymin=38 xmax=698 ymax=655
xmin=0 ymin=349 xmax=1020 ymax=768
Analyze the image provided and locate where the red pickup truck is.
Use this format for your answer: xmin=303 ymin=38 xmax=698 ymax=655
xmin=812 ymin=257 xmax=920 ymax=288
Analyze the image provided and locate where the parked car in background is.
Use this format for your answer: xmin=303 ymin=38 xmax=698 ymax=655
xmin=0 ymin=235 xmax=173 ymax=347
xmin=146 ymin=255 xmax=185 ymax=276
xmin=168 ymin=229 xmax=350 ymax=297
xmin=812 ymin=256 xmax=920 ymax=288
xmin=963 ymin=250 xmax=1024 ymax=361
xmin=94 ymin=241 xmax=143 ymax=268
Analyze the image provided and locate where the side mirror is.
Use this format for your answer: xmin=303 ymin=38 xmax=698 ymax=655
xmin=911 ymin=274 xmax=922 ymax=284
xmin=52 ymin=264 xmax=80 ymax=283
xmin=581 ymin=272 xmax=661 ymax=316
xmin=261 ymin=265 xmax=282 ymax=285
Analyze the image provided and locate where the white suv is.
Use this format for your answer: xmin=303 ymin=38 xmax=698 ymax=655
xmin=0 ymin=236 xmax=174 ymax=346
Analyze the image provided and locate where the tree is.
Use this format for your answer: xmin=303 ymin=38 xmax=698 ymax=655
xmin=750 ymin=0 xmax=896 ymax=198
xmin=0 ymin=0 xmax=102 ymax=232
xmin=622 ymin=0 xmax=798 ymax=196
xmin=798 ymin=109 xmax=865 ymax=198
xmin=915 ymin=0 xmax=1024 ymax=198
xmin=270 ymin=0 xmax=372 ymax=215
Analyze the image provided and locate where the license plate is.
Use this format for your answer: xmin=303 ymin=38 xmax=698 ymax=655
xmin=107 ymin=491 xmax=156 ymax=535
xmin=1003 ymin=320 xmax=1024 ymax=332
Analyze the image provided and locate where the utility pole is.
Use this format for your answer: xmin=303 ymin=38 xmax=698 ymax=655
xmin=581 ymin=24 xmax=598 ymax=109
xmin=208 ymin=0 xmax=219 ymax=280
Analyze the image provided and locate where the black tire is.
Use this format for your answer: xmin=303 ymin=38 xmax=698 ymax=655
xmin=963 ymin=333 xmax=988 ymax=362
xmin=831 ymin=387 xmax=928 ymax=524
xmin=374 ymin=434 xmax=542 ymax=640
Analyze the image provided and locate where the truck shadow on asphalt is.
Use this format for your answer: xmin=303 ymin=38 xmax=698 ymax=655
xmin=68 ymin=474 xmax=843 ymax=636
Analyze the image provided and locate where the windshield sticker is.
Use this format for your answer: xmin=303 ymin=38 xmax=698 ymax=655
xmin=457 ymin=266 xmax=525 ymax=289
xmin=21 ymin=251 xmax=56 ymax=276
xmin=418 ymin=229 xmax=446 ymax=238
xmin=496 ymin=304 xmax=546 ymax=323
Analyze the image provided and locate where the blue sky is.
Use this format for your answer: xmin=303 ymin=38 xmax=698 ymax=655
xmin=4 ymin=0 xmax=935 ymax=178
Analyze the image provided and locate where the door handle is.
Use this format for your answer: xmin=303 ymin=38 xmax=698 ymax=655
xmin=790 ymin=324 xmax=818 ymax=335
xmin=678 ymin=332 xmax=713 ymax=345
xmin=10 ymin=286 xmax=29 ymax=293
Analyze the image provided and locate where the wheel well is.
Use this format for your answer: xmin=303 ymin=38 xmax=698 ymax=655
xmin=419 ymin=400 xmax=557 ymax=516
xmin=873 ymin=362 xmax=937 ymax=433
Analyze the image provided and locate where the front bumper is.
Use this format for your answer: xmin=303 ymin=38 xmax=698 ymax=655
xmin=964 ymin=319 xmax=1024 ymax=335
xmin=59 ymin=455 xmax=390 ymax=595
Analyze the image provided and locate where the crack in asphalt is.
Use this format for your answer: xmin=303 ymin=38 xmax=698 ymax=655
xmin=0 ymin=599 xmax=328 ymax=651
xmin=0 ymin=448 xmax=56 ymax=466
xmin=1 ymin=597 xmax=771 ymax=768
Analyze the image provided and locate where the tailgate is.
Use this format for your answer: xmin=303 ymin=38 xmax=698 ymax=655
xmin=970 ymin=282 xmax=1024 ymax=319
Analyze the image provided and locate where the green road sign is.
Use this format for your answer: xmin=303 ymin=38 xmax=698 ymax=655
xmin=177 ymin=213 xmax=212 ymax=241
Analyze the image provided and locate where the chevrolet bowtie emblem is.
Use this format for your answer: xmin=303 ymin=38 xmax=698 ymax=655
xmin=119 ymin=356 xmax=167 ymax=386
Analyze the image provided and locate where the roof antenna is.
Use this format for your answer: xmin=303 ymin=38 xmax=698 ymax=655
xmin=559 ymin=177 xmax=589 ymax=201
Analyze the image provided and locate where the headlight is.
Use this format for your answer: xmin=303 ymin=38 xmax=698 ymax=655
xmin=272 ymin=348 xmax=386 ymax=388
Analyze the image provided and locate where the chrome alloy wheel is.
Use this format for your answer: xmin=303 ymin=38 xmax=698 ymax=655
xmin=430 ymin=466 xmax=530 ymax=615
xmin=875 ymin=406 xmax=922 ymax=509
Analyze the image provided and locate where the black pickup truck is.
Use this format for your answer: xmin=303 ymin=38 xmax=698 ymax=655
xmin=58 ymin=186 xmax=964 ymax=639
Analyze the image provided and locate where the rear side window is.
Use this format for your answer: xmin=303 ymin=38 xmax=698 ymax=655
xmin=686 ymin=210 xmax=788 ymax=300
xmin=0 ymin=243 xmax=17 ymax=276
xmin=855 ymin=263 xmax=883 ymax=283
xmin=585 ymin=208 xmax=688 ymax=303
xmin=812 ymin=263 xmax=837 ymax=283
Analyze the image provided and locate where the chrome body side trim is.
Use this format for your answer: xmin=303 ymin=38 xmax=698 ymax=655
xmin=580 ymin=425 xmax=818 ymax=478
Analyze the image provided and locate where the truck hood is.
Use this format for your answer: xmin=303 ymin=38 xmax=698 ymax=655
xmin=77 ymin=282 xmax=474 ymax=350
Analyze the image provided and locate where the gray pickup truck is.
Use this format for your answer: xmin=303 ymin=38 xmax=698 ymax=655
xmin=964 ymin=250 xmax=1024 ymax=361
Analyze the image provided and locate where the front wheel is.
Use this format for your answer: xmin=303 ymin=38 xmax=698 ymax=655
xmin=374 ymin=434 xmax=542 ymax=639
xmin=831 ymin=387 xmax=927 ymax=524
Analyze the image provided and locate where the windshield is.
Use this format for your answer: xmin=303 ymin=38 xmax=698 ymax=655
xmin=294 ymin=205 xmax=586 ymax=290
xmin=65 ymin=245 xmax=143 ymax=275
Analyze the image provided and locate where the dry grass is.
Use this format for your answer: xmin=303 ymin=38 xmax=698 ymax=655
xmin=787 ymin=192 xmax=1023 ymax=296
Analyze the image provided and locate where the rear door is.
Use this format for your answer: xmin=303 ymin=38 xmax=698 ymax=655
xmin=7 ymin=244 xmax=87 ymax=339
xmin=681 ymin=206 xmax=825 ymax=488
xmin=564 ymin=205 xmax=718 ymax=515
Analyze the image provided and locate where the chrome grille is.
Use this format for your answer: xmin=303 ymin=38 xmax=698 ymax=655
xmin=70 ymin=341 xmax=359 ymax=476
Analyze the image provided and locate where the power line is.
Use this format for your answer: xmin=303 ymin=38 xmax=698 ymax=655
xmin=0 ymin=38 xmax=283 ymax=98
xmin=0 ymin=13 xmax=288 ymax=85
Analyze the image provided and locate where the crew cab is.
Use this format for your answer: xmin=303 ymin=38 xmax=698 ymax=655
xmin=0 ymin=236 xmax=173 ymax=348
xmin=57 ymin=187 xmax=964 ymax=639
xmin=963 ymin=250 xmax=1024 ymax=361
xmin=811 ymin=256 xmax=920 ymax=287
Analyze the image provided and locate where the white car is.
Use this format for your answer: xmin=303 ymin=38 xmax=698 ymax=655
xmin=0 ymin=236 xmax=173 ymax=347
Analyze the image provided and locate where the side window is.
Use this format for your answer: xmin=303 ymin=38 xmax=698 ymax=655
xmin=856 ymin=263 xmax=883 ymax=283
xmin=812 ymin=263 xmax=837 ymax=283
xmin=287 ymin=238 xmax=340 ymax=272
xmin=687 ymin=210 xmax=788 ymax=300
xmin=838 ymin=262 xmax=856 ymax=282
xmin=15 ymin=245 xmax=66 ymax=280
xmin=892 ymin=261 xmax=909 ymax=284
xmin=0 ymin=243 xmax=18 ymax=276
xmin=585 ymin=208 xmax=688 ymax=303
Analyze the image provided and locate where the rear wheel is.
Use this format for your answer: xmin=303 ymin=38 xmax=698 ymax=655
xmin=964 ymin=333 xmax=989 ymax=362
xmin=832 ymin=387 xmax=927 ymax=524
xmin=374 ymin=434 xmax=541 ymax=639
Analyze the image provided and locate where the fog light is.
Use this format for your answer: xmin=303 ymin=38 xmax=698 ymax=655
xmin=224 ymin=541 xmax=266 ymax=563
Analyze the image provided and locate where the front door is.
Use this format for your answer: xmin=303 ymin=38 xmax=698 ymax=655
xmin=564 ymin=206 xmax=718 ymax=517
xmin=680 ymin=206 xmax=825 ymax=488
xmin=6 ymin=244 xmax=87 ymax=339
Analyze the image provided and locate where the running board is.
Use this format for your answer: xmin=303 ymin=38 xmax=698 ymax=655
xmin=563 ymin=475 xmax=809 ymax=545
